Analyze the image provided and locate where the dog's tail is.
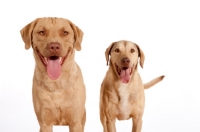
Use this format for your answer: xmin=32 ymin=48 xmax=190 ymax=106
xmin=144 ymin=75 xmax=165 ymax=89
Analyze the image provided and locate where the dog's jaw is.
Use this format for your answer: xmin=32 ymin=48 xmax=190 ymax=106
xmin=35 ymin=47 xmax=71 ymax=80
xmin=115 ymin=63 xmax=133 ymax=84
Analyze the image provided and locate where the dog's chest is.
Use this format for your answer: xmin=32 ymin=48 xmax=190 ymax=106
xmin=118 ymin=83 xmax=129 ymax=108
xmin=117 ymin=83 xmax=132 ymax=120
xmin=34 ymin=76 xmax=76 ymax=108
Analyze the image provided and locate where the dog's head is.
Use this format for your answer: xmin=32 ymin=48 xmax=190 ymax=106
xmin=20 ymin=17 xmax=83 ymax=80
xmin=105 ymin=40 xmax=145 ymax=83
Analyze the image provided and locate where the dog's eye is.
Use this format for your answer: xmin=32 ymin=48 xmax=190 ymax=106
xmin=115 ymin=48 xmax=120 ymax=53
xmin=130 ymin=49 xmax=135 ymax=53
xmin=38 ymin=31 xmax=45 ymax=35
xmin=63 ymin=31 xmax=68 ymax=35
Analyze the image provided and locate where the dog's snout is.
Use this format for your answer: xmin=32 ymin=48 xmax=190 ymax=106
xmin=48 ymin=42 xmax=61 ymax=54
xmin=121 ymin=57 xmax=130 ymax=65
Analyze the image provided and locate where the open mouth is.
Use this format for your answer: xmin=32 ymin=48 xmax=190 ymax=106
xmin=36 ymin=48 xmax=71 ymax=80
xmin=115 ymin=64 xmax=132 ymax=84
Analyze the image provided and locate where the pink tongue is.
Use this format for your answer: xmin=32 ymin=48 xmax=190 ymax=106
xmin=47 ymin=59 xmax=61 ymax=80
xmin=120 ymin=69 xmax=130 ymax=83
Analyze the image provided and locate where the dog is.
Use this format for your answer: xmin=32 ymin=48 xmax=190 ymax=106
xmin=20 ymin=17 xmax=86 ymax=132
xmin=100 ymin=40 xmax=164 ymax=132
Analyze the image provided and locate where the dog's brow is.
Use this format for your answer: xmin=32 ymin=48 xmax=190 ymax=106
xmin=124 ymin=41 xmax=128 ymax=46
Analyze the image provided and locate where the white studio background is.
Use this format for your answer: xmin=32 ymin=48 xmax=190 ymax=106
xmin=0 ymin=0 xmax=200 ymax=132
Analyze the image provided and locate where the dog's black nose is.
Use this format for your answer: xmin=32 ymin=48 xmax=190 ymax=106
xmin=121 ymin=57 xmax=130 ymax=65
xmin=48 ymin=42 xmax=61 ymax=54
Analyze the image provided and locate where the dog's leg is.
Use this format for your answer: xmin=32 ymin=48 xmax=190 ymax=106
xmin=100 ymin=108 xmax=116 ymax=132
xmin=106 ymin=119 xmax=116 ymax=132
xmin=132 ymin=118 xmax=142 ymax=132
xmin=37 ymin=108 xmax=55 ymax=132
xmin=69 ymin=122 xmax=83 ymax=132
xmin=100 ymin=113 xmax=108 ymax=132
xmin=39 ymin=125 xmax=53 ymax=132
xmin=100 ymin=108 xmax=108 ymax=132
xmin=81 ymin=110 xmax=86 ymax=131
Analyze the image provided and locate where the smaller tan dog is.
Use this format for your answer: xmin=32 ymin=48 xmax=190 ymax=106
xmin=100 ymin=40 xmax=164 ymax=132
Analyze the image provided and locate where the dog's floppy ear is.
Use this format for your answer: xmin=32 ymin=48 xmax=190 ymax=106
xmin=105 ymin=42 xmax=116 ymax=66
xmin=136 ymin=44 xmax=145 ymax=68
xmin=69 ymin=20 xmax=83 ymax=51
xmin=20 ymin=18 xmax=39 ymax=50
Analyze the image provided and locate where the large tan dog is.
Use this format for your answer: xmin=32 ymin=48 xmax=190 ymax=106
xmin=100 ymin=40 xmax=164 ymax=132
xmin=20 ymin=17 xmax=86 ymax=132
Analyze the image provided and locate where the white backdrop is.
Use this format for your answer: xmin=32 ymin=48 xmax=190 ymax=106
xmin=0 ymin=0 xmax=200 ymax=132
